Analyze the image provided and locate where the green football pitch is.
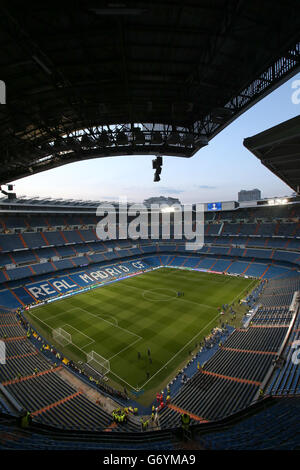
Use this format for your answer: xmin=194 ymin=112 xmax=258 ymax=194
xmin=26 ymin=268 xmax=257 ymax=399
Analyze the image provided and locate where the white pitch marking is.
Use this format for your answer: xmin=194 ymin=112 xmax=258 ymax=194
xmin=61 ymin=323 xmax=95 ymax=349
xmin=108 ymin=336 xmax=143 ymax=361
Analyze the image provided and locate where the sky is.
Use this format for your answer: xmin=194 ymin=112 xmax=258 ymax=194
xmin=10 ymin=72 xmax=300 ymax=204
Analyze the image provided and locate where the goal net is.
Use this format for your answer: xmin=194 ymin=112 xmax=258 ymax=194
xmin=86 ymin=351 xmax=110 ymax=376
xmin=53 ymin=327 xmax=72 ymax=347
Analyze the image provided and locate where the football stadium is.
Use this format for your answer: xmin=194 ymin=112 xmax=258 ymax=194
xmin=0 ymin=1 xmax=300 ymax=455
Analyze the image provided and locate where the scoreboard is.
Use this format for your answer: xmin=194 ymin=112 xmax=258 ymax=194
xmin=207 ymin=202 xmax=222 ymax=211
xmin=206 ymin=201 xmax=236 ymax=211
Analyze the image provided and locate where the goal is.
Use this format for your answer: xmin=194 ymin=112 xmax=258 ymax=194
xmin=53 ymin=327 xmax=72 ymax=347
xmin=86 ymin=350 xmax=110 ymax=376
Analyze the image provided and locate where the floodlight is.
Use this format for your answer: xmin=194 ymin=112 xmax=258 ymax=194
xmin=154 ymin=171 xmax=160 ymax=182
xmin=152 ymin=156 xmax=163 ymax=181
xmin=161 ymin=206 xmax=175 ymax=213
xmin=152 ymin=156 xmax=162 ymax=169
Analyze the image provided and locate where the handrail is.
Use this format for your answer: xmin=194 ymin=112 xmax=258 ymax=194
xmin=1 ymin=394 xmax=298 ymax=444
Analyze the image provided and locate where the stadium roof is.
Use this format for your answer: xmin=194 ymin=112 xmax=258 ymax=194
xmin=0 ymin=1 xmax=300 ymax=184
xmin=0 ymin=195 xmax=118 ymax=207
xmin=243 ymin=115 xmax=300 ymax=194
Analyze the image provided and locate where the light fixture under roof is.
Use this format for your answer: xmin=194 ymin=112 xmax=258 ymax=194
xmin=151 ymin=131 xmax=163 ymax=145
xmin=152 ymin=156 xmax=163 ymax=182
xmin=40 ymin=142 xmax=52 ymax=154
xmin=52 ymin=136 xmax=66 ymax=150
xmin=167 ymin=130 xmax=181 ymax=145
xmin=66 ymin=136 xmax=79 ymax=150
xmin=98 ymin=130 xmax=112 ymax=146
xmin=116 ymin=131 xmax=128 ymax=145
xmin=81 ymin=133 xmax=93 ymax=148
xmin=181 ymin=133 xmax=194 ymax=146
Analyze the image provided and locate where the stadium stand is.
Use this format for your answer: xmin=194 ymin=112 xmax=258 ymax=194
xmin=193 ymin=397 xmax=300 ymax=450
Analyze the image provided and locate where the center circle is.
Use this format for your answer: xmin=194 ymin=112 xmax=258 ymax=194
xmin=143 ymin=288 xmax=178 ymax=302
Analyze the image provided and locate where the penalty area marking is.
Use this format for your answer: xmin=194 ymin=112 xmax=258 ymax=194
xmin=65 ymin=306 xmax=119 ymax=327
xmin=61 ymin=323 xmax=95 ymax=349
xmin=108 ymin=336 xmax=143 ymax=361
xmin=28 ymin=306 xmax=143 ymax=386
xmin=26 ymin=309 xmax=96 ymax=359
xmin=44 ymin=310 xmax=76 ymax=323
xmin=69 ymin=306 xmax=144 ymax=367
